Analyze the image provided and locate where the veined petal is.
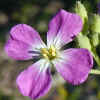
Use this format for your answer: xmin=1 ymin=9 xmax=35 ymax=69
xmin=5 ymin=24 xmax=46 ymax=60
xmin=10 ymin=24 xmax=45 ymax=47
xmin=16 ymin=59 xmax=51 ymax=100
xmin=47 ymin=9 xmax=83 ymax=48
xmin=53 ymin=48 xmax=93 ymax=85
xmin=5 ymin=39 xmax=32 ymax=60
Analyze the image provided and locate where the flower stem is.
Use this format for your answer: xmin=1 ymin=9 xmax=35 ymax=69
xmin=90 ymin=69 xmax=100 ymax=75
xmin=92 ymin=50 xmax=100 ymax=67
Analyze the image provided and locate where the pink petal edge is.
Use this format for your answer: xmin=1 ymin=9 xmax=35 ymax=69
xmin=16 ymin=60 xmax=52 ymax=100
xmin=54 ymin=48 xmax=93 ymax=85
xmin=47 ymin=9 xmax=83 ymax=48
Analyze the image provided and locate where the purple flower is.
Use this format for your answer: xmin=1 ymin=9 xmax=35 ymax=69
xmin=5 ymin=9 xmax=93 ymax=100
xmin=97 ymin=2 xmax=100 ymax=14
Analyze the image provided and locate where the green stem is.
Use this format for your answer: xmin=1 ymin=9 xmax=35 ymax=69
xmin=92 ymin=50 xmax=100 ymax=67
xmin=90 ymin=69 xmax=100 ymax=75
xmin=88 ymin=33 xmax=100 ymax=67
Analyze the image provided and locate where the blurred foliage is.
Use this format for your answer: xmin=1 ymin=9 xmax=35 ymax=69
xmin=0 ymin=0 xmax=100 ymax=100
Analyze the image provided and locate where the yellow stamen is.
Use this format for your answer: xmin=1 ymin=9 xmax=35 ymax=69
xmin=41 ymin=45 xmax=57 ymax=60
xmin=49 ymin=45 xmax=56 ymax=57
xmin=41 ymin=48 xmax=49 ymax=55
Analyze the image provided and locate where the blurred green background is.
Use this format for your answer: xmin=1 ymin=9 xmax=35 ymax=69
xmin=0 ymin=0 xmax=100 ymax=100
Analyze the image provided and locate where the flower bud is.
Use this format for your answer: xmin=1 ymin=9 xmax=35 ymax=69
xmin=91 ymin=33 xmax=99 ymax=47
xmin=74 ymin=1 xmax=88 ymax=24
xmin=76 ymin=33 xmax=91 ymax=51
xmin=89 ymin=14 xmax=100 ymax=33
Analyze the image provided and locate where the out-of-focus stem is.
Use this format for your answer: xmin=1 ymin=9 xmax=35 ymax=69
xmin=90 ymin=69 xmax=100 ymax=75
xmin=92 ymin=49 xmax=100 ymax=67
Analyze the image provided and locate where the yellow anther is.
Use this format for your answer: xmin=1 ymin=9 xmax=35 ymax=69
xmin=42 ymin=54 xmax=49 ymax=59
xmin=49 ymin=45 xmax=56 ymax=57
xmin=41 ymin=48 xmax=49 ymax=55
xmin=41 ymin=45 xmax=57 ymax=60
xmin=52 ymin=51 xmax=56 ymax=57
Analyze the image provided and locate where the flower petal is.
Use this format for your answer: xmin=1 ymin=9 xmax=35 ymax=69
xmin=47 ymin=9 xmax=83 ymax=48
xmin=10 ymin=24 xmax=45 ymax=47
xmin=98 ymin=2 xmax=100 ymax=14
xmin=53 ymin=48 xmax=93 ymax=85
xmin=5 ymin=39 xmax=32 ymax=60
xmin=5 ymin=24 xmax=46 ymax=60
xmin=16 ymin=59 xmax=51 ymax=100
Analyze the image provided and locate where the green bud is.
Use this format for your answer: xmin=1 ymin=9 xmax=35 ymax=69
xmin=89 ymin=14 xmax=100 ymax=33
xmin=74 ymin=1 xmax=88 ymax=24
xmin=91 ymin=33 xmax=99 ymax=47
xmin=76 ymin=33 xmax=91 ymax=51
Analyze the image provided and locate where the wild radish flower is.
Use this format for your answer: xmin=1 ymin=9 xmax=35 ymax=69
xmin=98 ymin=2 xmax=100 ymax=14
xmin=5 ymin=9 xmax=93 ymax=100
